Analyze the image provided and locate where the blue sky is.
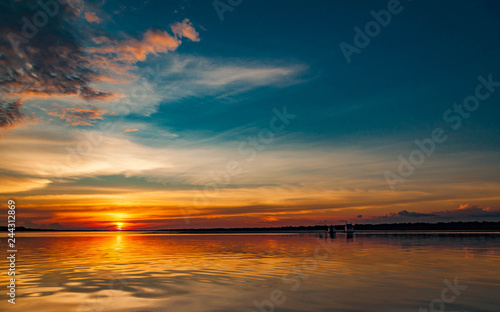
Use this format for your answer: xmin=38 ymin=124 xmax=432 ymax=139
xmin=110 ymin=0 xmax=500 ymax=145
xmin=1 ymin=0 xmax=500 ymax=229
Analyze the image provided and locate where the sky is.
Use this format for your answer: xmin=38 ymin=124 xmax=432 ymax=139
xmin=1 ymin=0 xmax=500 ymax=230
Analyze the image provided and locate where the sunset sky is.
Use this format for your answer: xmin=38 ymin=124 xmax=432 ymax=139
xmin=1 ymin=0 xmax=500 ymax=230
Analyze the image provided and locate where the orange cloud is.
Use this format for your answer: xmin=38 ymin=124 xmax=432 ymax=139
xmin=88 ymin=19 xmax=199 ymax=64
xmin=171 ymin=18 xmax=200 ymax=42
xmin=0 ymin=174 xmax=52 ymax=193
xmin=89 ymin=30 xmax=179 ymax=63
xmin=458 ymin=203 xmax=476 ymax=210
xmin=48 ymin=106 xmax=107 ymax=126
xmin=85 ymin=11 xmax=102 ymax=23
xmin=125 ymin=128 xmax=139 ymax=132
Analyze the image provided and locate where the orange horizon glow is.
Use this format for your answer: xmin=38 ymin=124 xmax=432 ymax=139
xmin=5 ymin=183 xmax=500 ymax=230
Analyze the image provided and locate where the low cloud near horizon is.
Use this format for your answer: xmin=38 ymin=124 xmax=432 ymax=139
xmin=360 ymin=204 xmax=500 ymax=223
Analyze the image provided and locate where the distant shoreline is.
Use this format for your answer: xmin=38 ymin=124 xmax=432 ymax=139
xmin=4 ymin=221 xmax=500 ymax=233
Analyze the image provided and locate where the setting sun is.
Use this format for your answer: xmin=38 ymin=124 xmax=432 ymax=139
xmin=116 ymin=223 xmax=124 ymax=231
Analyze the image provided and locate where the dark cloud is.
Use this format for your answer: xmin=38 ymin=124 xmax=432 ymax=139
xmin=398 ymin=210 xmax=435 ymax=217
xmin=367 ymin=205 xmax=500 ymax=223
xmin=0 ymin=0 xmax=111 ymax=100
xmin=0 ymin=100 xmax=33 ymax=129
xmin=435 ymin=204 xmax=500 ymax=220
xmin=356 ymin=215 xmax=363 ymax=218
xmin=0 ymin=1 xmax=200 ymax=131
xmin=23 ymin=219 xmax=63 ymax=230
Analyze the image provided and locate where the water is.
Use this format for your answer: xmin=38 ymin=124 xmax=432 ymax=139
xmin=1 ymin=232 xmax=499 ymax=312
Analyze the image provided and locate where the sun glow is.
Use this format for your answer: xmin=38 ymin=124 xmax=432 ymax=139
xmin=116 ymin=222 xmax=124 ymax=231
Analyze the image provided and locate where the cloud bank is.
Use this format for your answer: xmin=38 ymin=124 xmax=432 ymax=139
xmin=365 ymin=205 xmax=500 ymax=223
xmin=0 ymin=1 xmax=201 ymax=131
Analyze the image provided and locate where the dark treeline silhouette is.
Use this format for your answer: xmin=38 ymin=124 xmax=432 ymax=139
xmin=160 ymin=221 xmax=500 ymax=233
xmin=1 ymin=226 xmax=82 ymax=232
xmin=159 ymin=225 xmax=328 ymax=233
xmin=2 ymin=221 xmax=500 ymax=232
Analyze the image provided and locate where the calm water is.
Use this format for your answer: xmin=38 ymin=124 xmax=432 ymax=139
xmin=1 ymin=232 xmax=499 ymax=312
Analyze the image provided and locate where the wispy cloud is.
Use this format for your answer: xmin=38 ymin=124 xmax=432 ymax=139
xmin=1 ymin=120 xmax=499 ymax=227
xmin=47 ymin=105 xmax=107 ymax=126
xmin=88 ymin=56 xmax=306 ymax=117
xmin=154 ymin=55 xmax=306 ymax=103
xmin=0 ymin=174 xmax=52 ymax=193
